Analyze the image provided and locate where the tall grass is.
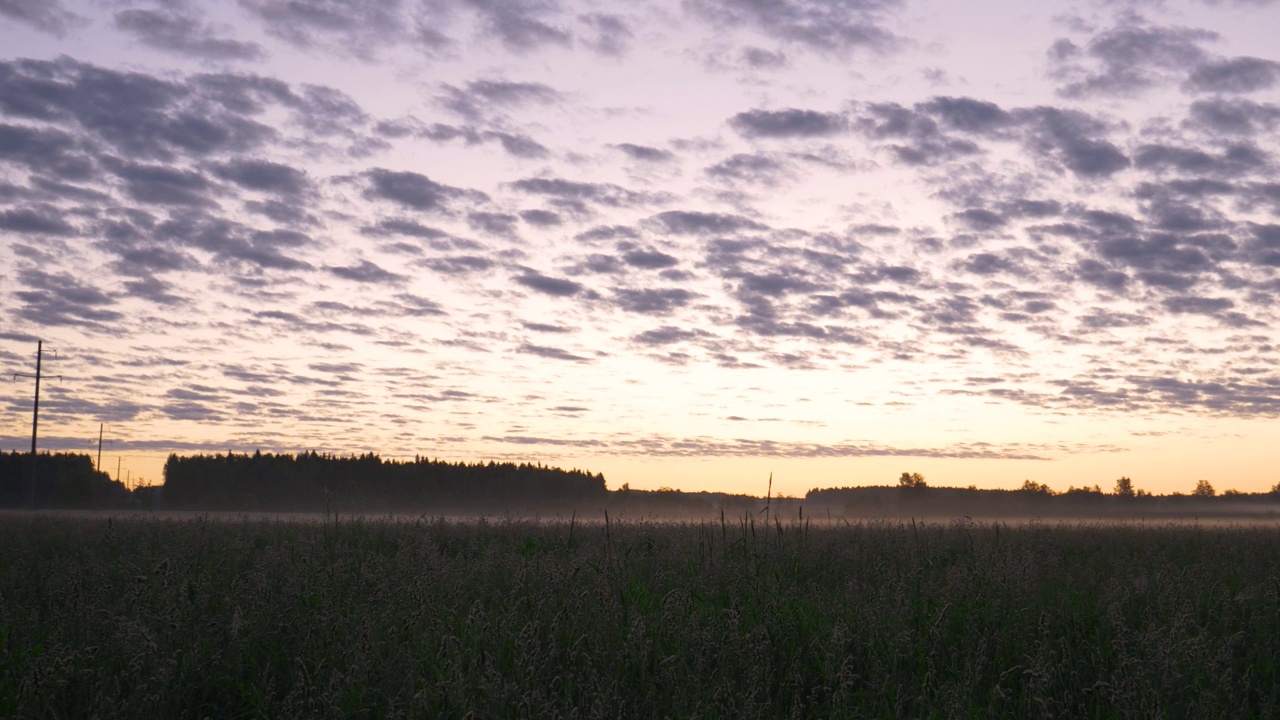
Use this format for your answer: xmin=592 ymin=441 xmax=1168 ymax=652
xmin=1 ymin=513 xmax=1277 ymax=718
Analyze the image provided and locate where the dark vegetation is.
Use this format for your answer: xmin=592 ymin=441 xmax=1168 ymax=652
xmin=0 ymin=451 xmax=129 ymax=508
xmin=807 ymin=472 xmax=1280 ymax=520
xmin=5 ymin=453 xmax=1280 ymax=520
xmin=2 ymin=514 xmax=1279 ymax=718
xmin=162 ymin=451 xmax=607 ymax=512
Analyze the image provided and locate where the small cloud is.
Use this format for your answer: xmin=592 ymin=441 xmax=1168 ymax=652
xmin=522 ymin=321 xmax=573 ymax=333
xmin=326 ymin=260 xmax=407 ymax=284
xmin=514 ymin=270 xmax=585 ymax=297
xmin=613 ymin=143 xmax=675 ymax=162
xmin=1163 ymin=296 xmax=1233 ymax=314
xmin=363 ymin=168 xmax=485 ymax=212
xmin=741 ymin=47 xmax=787 ymax=69
xmin=518 ymin=343 xmax=591 ymax=362
xmin=730 ymin=108 xmax=846 ymax=138
xmin=651 ymin=210 xmax=766 ymax=234
xmin=519 ymin=209 xmax=562 ymax=227
xmin=115 ymin=8 xmax=265 ymax=61
xmin=212 ymin=160 xmax=309 ymax=195
xmin=0 ymin=0 xmax=84 ymax=37
xmin=622 ymin=249 xmax=679 ymax=269
xmin=579 ymin=13 xmax=632 ymax=56
xmin=1184 ymin=56 xmax=1280 ymax=94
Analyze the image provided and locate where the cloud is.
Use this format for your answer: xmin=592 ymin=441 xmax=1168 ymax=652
xmin=730 ymin=108 xmax=846 ymax=138
xmin=484 ymin=433 xmax=1060 ymax=460
xmin=392 ymin=293 xmax=447 ymax=316
xmin=963 ymin=370 xmax=1280 ymax=418
xmin=1052 ymin=24 xmax=1215 ymax=98
xmin=613 ymin=143 xmax=675 ymax=162
xmin=484 ymin=131 xmax=549 ymax=158
xmin=326 ymin=260 xmax=407 ymax=284
xmin=414 ymin=122 xmax=549 ymax=158
xmin=741 ymin=46 xmax=788 ymax=69
xmin=1019 ymin=107 xmax=1130 ymax=177
xmin=150 ymin=212 xmax=314 ymax=270
xmin=115 ymin=8 xmax=266 ymax=61
xmin=237 ymin=0 xmax=412 ymax=58
xmin=518 ymin=343 xmax=590 ymax=362
xmin=0 ymin=206 xmax=76 ymax=235
xmin=462 ymin=0 xmax=571 ymax=52
xmin=575 ymin=225 xmax=639 ymax=242
xmin=519 ymin=209 xmax=562 ymax=226
xmin=0 ymin=58 xmax=286 ymax=163
xmin=612 ymin=287 xmax=697 ymax=314
xmin=1162 ymin=295 xmax=1234 ymax=314
xmin=1074 ymin=259 xmax=1130 ymax=292
xmin=422 ymin=255 xmax=495 ymax=274
xmin=292 ymin=85 xmax=368 ymax=137
xmin=211 ymin=160 xmax=310 ymax=195
xmin=1185 ymin=98 xmax=1280 ymax=135
xmin=514 ymin=270 xmax=585 ymax=297
xmin=957 ymin=252 xmax=1019 ymax=276
xmin=466 ymin=78 xmax=563 ymax=106
xmin=361 ymin=218 xmax=449 ymax=240
xmin=467 ymin=211 xmax=519 ymax=236
xmin=1184 ymin=56 xmax=1280 ymax=93
xmin=651 ymin=210 xmax=767 ymax=234
xmin=853 ymin=101 xmax=980 ymax=166
xmin=919 ymin=96 xmax=1015 ymax=135
xmin=362 ymin=168 xmax=485 ymax=211
xmin=579 ymin=12 xmax=633 ymax=56
xmin=13 ymin=269 xmax=123 ymax=328
xmin=0 ymin=0 xmax=83 ymax=37
xmin=509 ymin=176 xmax=647 ymax=207
xmin=437 ymin=79 xmax=563 ymax=122
xmin=855 ymin=96 xmax=1136 ymax=176
xmin=952 ymin=208 xmax=1007 ymax=231
xmin=522 ymin=321 xmax=573 ymax=333
xmin=621 ymin=249 xmax=679 ymax=269
xmin=0 ymin=122 xmax=93 ymax=180
xmin=123 ymin=275 xmax=186 ymax=306
xmin=706 ymin=152 xmax=789 ymax=185
xmin=633 ymin=326 xmax=712 ymax=345
xmin=107 ymin=161 xmax=217 ymax=207
xmin=685 ymin=0 xmax=901 ymax=55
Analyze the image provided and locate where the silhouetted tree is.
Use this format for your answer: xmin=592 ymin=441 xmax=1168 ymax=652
xmin=1114 ymin=476 xmax=1135 ymax=497
xmin=1019 ymin=479 xmax=1054 ymax=496
xmin=1192 ymin=479 xmax=1216 ymax=497
xmin=898 ymin=472 xmax=927 ymax=489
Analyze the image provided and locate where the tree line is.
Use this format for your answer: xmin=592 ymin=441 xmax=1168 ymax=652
xmin=0 ymin=451 xmax=130 ymax=508
xmin=803 ymin=472 xmax=1280 ymax=518
xmin=161 ymin=451 xmax=609 ymax=512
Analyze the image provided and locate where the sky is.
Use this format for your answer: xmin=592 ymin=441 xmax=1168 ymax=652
xmin=2 ymin=0 xmax=1280 ymax=496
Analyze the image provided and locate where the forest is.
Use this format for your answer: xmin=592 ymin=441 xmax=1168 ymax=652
xmin=0 ymin=450 xmax=129 ymax=508
xmin=160 ymin=451 xmax=608 ymax=512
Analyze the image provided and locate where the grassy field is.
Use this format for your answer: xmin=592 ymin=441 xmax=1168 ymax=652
xmin=1 ymin=512 xmax=1279 ymax=718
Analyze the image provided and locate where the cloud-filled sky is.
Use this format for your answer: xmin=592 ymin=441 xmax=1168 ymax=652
xmin=2 ymin=0 xmax=1280 ymax=495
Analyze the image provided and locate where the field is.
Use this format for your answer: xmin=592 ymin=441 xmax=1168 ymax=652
xmin=2 ymin=512 xmax=1279 ymax=718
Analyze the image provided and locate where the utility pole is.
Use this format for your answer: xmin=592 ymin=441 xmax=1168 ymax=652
xmin=97 ymin=423 xmax=104 ymax=472
xmin=13 ymin=341 xmax=60 ymax=509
